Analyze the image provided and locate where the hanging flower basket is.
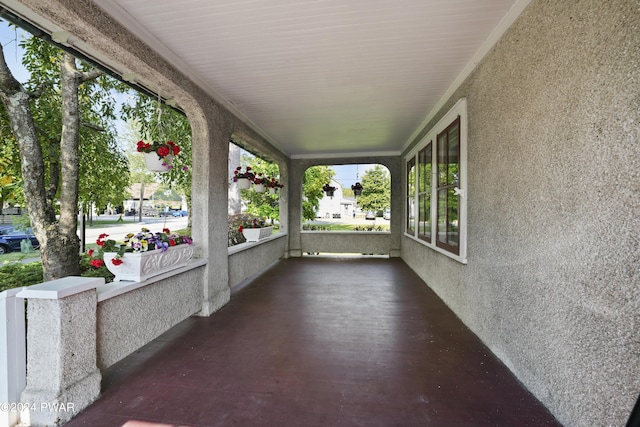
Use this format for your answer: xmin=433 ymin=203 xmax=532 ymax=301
xmin=144 ymin=152 xmax=173 ymax=173
xmin=233 ymin=166 xmax=255 ymax=189
xmin=137 ymin=140 xmax=180 ymax=173
xmin=266 ymin=177 xmax=284 ymax=195
xmin=254 ymin=183 xmax=266 ymax=193
xmin=236 ymin=177 xmax=251 ymax=190
xmin=323 ymin=183 xmax=336 ymax=198
xmin=351 ymin=182 xmax=363 ymax=196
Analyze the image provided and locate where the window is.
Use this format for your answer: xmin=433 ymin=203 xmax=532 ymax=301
xmin=418 ymin=144 xmax=432 ymax=242
xmin=436 ymin=118 xmax=459 ymax=254
xmin=405 ymin=99 xmax=467 ymax=263
xmin=406 ymin=157 xmax=415 ymax=234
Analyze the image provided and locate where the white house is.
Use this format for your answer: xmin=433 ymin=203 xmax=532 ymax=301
xmin=316 ymin=180 xmax=355 ymax=219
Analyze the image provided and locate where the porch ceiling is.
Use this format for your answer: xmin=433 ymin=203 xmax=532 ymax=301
xmin=97 ymin=0 xmax=524 ymax=158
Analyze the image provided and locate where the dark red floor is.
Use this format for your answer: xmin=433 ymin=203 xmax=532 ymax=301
xmin=65 ymin=257 xmax=560 ymax=426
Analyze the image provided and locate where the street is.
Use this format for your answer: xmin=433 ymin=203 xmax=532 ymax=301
xmin=79 ymin=215 xmax=189 ymax=247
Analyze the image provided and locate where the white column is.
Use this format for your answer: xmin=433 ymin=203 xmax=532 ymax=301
xmin=0 ymin=288 xmax=26 ymax=427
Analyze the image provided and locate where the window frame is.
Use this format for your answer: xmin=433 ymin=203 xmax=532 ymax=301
xmin=404 ymin=98 xmax=467 ymax=264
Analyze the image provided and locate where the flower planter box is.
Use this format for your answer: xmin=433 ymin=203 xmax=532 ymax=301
xmin=144 ymin=152 xmax=173 ymax=173
xmin=242 ymin=226 xmax=273 ymax=242
xmin=104 ymin=244 xmax=193 ymax=282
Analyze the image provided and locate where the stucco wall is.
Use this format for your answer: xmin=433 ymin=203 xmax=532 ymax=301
xmin=228 ymin=235 xmax=287 ymax=289
xmin=300 ymin=231 xmax=391 ymax=255
xmin=401 ymin=1 xmax=640 ymax=425
xmin=97 ymin=267 xmax=205 ymax=369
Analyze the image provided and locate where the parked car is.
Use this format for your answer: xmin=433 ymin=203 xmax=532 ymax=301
xmin=0 ymin=225 xmax=40 ymax=255
xmin=172 ymin=210 xmax=188 ymax=217
xmin=365 ymin=211 xmax=376 ymax=220
xmin=383 ymin=209 xmax=391 ymax=220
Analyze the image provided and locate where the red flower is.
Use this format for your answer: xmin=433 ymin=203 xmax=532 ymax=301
xmin=169 ymin=240 xmax=177 ymax=247
xmin=87 ymin=249 xmax=94 ymax=257
xmin=238 ymin=226 xmax=243 ymax=233
xmin=157 ymin=146 xmax=171 ymax=157
xmin=136 ymin=140 xmax=151 ymax=153
xmin=96 ymin=233 xmax=109 ymax=247
xmin=90 ymin=259 xmax=104 ymax=268
xmin=111 ymin=258 xmax=124 ymax=266
xmin=168 ymin=141 xmax=180 ymax=155
xmin=163 ymin=228 xmax=170 ymax=234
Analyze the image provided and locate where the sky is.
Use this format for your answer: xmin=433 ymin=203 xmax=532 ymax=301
xmin=0 ymin=21 xmax=29 ymax=82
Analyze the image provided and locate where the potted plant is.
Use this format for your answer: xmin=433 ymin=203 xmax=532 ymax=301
xmin=87 ymin=228 xmax=193 ymax=282
xmin=323 ymin=183 xmax=336 ymax=198
xmin=253 ymin=173 xmax=266 ymax=193
xmin=266 ymin=177 xmax=284 ymax=194
xmin=351 ymin=182 xmax=363 ymax=196
xmin=136 ymin=140 xmax=181 ymax=173
xmin=233 ymin=166 xmax=255 ymax=190
xmin=238 ymin=217 xmax=273 ymax=242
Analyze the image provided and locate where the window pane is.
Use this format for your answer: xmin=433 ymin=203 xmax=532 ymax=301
xmin=407 ymin=157 xmax=415 ymax=234
xmin=418 ymin=194 xmax=430 ymax=241
xmin=446 ymin=187 xmax=459 ymax=248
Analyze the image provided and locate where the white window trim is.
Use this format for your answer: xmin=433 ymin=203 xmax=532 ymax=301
xmin=404 ymin=98 xmax=468 ymax=264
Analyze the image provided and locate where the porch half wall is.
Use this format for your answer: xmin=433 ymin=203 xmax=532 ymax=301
xmin=400 ymin=1 xmax=640 ymax=426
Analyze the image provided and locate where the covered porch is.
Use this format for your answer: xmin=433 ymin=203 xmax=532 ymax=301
xmin=1 ymin=0 xmax=638 ymax=426
xmin=66 ymin=257 xmax=559 ymax=426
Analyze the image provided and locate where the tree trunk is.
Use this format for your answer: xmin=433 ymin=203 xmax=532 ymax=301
xmin=0 ymin=46 xmax=87 ymax=281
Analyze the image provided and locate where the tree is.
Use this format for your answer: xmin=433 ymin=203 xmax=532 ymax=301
xmin=302 ymin=166 xmax=334 ymax=221
xmin=0 ymin=32 xmax=129 ymax=280
xmin=240 ymin=155 xmax=281 ymax=224
xmin=357 ymin=165 xmax=390 ymax=214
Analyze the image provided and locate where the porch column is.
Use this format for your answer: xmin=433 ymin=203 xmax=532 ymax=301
xmin=16 ymin=277 xmax=104 ymax=426
xmin=287 ymin=159 xmax=305 ymax=257
xmin=192 ymin=115 xmax=233 ymax=316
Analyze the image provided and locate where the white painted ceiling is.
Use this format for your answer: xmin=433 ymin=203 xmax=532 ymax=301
xmin=97 ymin=0 xmax=524 ymax=158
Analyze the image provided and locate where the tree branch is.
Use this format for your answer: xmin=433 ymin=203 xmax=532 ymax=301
xmin=79 ymin=68 xmax=102 ymax=83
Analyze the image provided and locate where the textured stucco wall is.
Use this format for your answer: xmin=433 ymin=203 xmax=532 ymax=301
xmin=300 ymin=231 xmax=391 ymax=255
xmin=97 ymin=268 xmax=205 ymax=369
xmin=401 ymin=1 xmax=640 ymax=425
xmin=228 ymin=235 xmax=287 ymax=289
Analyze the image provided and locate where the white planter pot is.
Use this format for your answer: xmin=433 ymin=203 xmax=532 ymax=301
xmin=254 ymin=183 xmax=266 ymax=193
xmin=236 ymin=177 xmax=251 ymax=189
xmin=242 ymin=226 xmax=273 ymax=242
xmin=104 ymin=244 xmax=193 ymax=282
xmin=144 ymin=152 xmax=173 ymax=173
xmin=268 ymin=187 xmax=278 ymax=194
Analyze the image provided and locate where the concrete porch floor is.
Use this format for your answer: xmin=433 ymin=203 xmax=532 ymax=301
xmin=65 ymin=257 xmax=560 ymax=426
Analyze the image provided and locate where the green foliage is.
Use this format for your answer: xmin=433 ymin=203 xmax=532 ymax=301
xmin=302 ymin=166 xmax=334 ymax=221
xmin=240 ymin=156 xmax=281 ymax=223
xmin=11 ymin=34 xmax=131 ymax=215
xmin=79 ymin=253 xmax=114 ymax=283
xmin=357 ymin=165 xmax=390 ymax=213
xmin=121 ymin=94 xmax=192 ymax=200
xmin=0 ymin=262 xmax=43 ymax=291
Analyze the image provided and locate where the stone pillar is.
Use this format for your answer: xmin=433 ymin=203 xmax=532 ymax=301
xmin=192 ymin=113 xmax=234 ymax=316
xmin=287 ymin=159 xmax=305 ymax=257
xmin=387 ymin=156 xmax=402 ymax=257
xmin=16 ymin=277 xmax=104 ymax=426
